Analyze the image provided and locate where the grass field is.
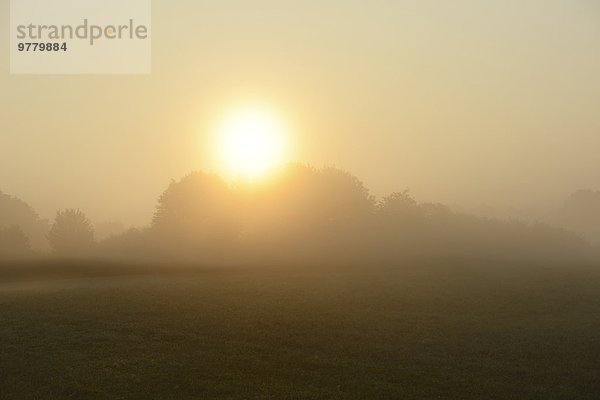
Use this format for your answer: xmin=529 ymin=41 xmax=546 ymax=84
xmin=1 ymin=260 xmax=600 ymax=399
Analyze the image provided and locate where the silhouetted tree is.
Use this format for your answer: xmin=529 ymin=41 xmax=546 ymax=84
xmin=0 ymin=190 xmax=49 ymax=250
xmin=104 ymin=164 xmax=594 ymax=265
xmin=245 ymin=164 xmax=375 ymax=230
xmin=234 ymin=164 xmax=376 ymax=263
xmin=0 ymin=225 xmax=31 ymax=258
xmin=151 ymin=172 xmax=240 ymax=260
xmin=378 ymin=190 xmax=419 ymax=221
xmin=48 ymin=209 xmax=94 ymax=255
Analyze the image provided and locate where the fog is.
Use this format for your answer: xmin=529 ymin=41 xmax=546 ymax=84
xmin=0 ymin=164 xmax=597 ymax=265
xmin=1 ymin=0 xmax=599 ymax=227
xmin=4 ymin=3 xmax=600 ymax=399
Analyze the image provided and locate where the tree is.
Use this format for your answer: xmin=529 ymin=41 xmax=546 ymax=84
xmin=151 ymin=172 xmax=240 ymax=259
xmin=236 ymin=164 xmax=376 ymax=262
xmin=0 ymin=190 xmax=49 ymax=250
xmin=0 ymin=225 xmax=31 ymax=258
xmin=47 ymin=209 xmax=94 ymax=255
xmin=378 ymin=190 xmax=418 ymax=219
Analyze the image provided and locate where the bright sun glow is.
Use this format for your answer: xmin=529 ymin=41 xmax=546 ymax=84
xmin=216 ymin=106 xmax=288 ymax=180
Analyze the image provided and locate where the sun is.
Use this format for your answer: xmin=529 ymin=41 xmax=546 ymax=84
xmin=215 ymin=105 xmax=289 ymax=180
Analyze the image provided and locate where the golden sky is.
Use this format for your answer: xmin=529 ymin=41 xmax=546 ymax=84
xmin=0 ymin=0 xmax=599 ymax=225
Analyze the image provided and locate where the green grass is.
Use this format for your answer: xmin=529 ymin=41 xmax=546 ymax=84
xmin=1 ymin=261 xmax=600 ymax=399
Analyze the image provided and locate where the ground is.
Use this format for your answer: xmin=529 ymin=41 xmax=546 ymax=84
xmin=1 ymin=260 xmax=599 ymax=399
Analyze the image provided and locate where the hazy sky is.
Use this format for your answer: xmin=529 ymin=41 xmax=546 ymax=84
xmin=1 ymin=0 xmax=599 ymax=225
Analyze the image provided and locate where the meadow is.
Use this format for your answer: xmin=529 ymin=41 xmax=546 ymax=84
xmin=1 ymin=260 xmax=599 ymax=399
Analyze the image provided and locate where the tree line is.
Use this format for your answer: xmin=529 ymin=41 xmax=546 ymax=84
xmin=0 ymin=165 xmax=594 ymax=264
